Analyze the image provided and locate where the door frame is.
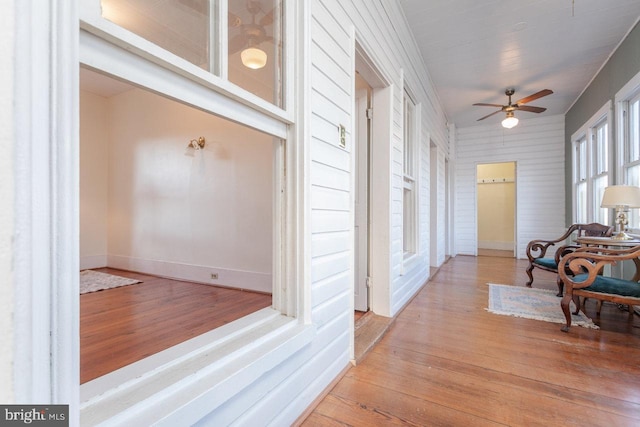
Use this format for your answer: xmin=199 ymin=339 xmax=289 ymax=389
xmin=354 ymin=80 xmax=371 ymax=312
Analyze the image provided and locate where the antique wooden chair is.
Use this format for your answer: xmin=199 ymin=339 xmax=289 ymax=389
xmin=558 ymin=245 xmax=640 ymax=332
xmin=525 ymin=223 xmax=614 ymax=296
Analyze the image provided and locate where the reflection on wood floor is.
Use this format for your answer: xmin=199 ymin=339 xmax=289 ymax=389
xmin=301 ymin=255 xmax=640 ymax=426
xmin=80 ymin=268 xmax=271 ymax=384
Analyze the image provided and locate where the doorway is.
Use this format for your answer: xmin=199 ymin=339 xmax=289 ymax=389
xmin=354 ymin=71 xmax=372 ymax=313
xmin=477 ymin=162 xmax=516 ymax=258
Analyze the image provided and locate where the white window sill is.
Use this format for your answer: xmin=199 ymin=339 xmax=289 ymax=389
xmin=80 ymin=308 xmax=314 ymax=426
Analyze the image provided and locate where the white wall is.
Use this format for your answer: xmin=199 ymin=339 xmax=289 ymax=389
xmin=79 ymin=87 xmax=274 ymax=292
xmin=0 ymin=0 xmax=15 ymax=404
xmin=455 ymin=115 xmax=566 ymax=259
xmin=236 ymin=0 xmax=450 ymax=423
xmin=80 ymin=90 xmax=109 ymax=269
xmin=433 ymin=145 xmax=447 ymax=266
xmin=310 ymin=0 xmax=448 ymax=320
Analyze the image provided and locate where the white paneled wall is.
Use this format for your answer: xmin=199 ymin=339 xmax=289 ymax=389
xmin=256 ymin=0 xmax=449 ymax=423
xmin=455 ymin=115 xmax=566 ymax=259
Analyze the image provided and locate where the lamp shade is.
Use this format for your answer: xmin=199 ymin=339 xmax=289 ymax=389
xmin=241 ymin=47 xmax=267 ymax=69
xmin=601 ymin=185 xmax=640 ymax=208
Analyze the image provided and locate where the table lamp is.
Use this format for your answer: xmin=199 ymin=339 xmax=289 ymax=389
xmin=601 ymin=185 xmax=640 ymax=240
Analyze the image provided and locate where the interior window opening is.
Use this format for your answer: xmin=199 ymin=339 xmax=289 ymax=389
xmin=99 ymin=0 xmax=285 ymax=107
xmin=79 ymin=67 xmax=276 ymax=384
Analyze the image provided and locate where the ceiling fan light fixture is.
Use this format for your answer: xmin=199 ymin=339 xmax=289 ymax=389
xmin=241 ymin=46 xmax=267 ymax=69
xmin=501 ymin=113 xmax=519 ymax=129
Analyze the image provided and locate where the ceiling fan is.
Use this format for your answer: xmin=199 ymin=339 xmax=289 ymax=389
xmin=229 ymin=1 xmax=276 ymax=69
xmin=473 ymin=88 xmax=553 ymax=128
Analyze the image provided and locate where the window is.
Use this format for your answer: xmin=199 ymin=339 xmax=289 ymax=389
xmin=101 ymin=0 xmax=215 ymax=72
xmin=620 ymin=90 xmax=640 ymax=229
xmin=403 ymin=90 xmax=417 ymax=257
xmin=593 ymin=120 xmax=609 ymax=225
xmin=571 ymin=103 xmax=611 ymax=225
xmin=96 ymin=0 xmax=285 ymax=107
xmin=78 ymin=0 xmax=308 ymax=422
xmin=574 ymin=137 xmax=588 ymax=223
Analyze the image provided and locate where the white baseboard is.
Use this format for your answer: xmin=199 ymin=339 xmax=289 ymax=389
xmin=80 ymin=255 xmax=108 ymax=270
xmin=107 ymin=255 xmax=272 ymax=293
xmin=478 ymin=240 xmax=514 ymax=251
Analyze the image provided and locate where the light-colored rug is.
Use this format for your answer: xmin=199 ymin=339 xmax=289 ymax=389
xmin=487 ymin=283 xmax=599 ymax=329
xmin=80 ymin=270 xmax=141 ymax=294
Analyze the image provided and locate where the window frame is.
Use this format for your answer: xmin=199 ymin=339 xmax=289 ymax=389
xmin=402 ymin=88 xmax=419 ymax=262
xmin=80 ymin=0 xmax=293 ymax=123
xmin=71 ymin=0 xmax=313 ymax=424
xmin=615 ymin=69 xmax=640 ymax=232
xmin=571 ymin=101 xmax=612 ymax=225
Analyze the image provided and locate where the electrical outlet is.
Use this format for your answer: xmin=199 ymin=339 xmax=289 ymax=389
xmin=210 ymin=273 xmax=218 ymax=280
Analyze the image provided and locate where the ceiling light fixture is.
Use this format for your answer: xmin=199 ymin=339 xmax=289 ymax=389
xmin=501 ymin=111 xmax=519 ymax=129
xmin=241 ymin=46 xmax=267 ymax=69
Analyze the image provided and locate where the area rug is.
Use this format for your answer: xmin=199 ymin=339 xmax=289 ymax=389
xmin=80 ymin=270 xmax=141 ymax=294
xmin=486 ymin=283 xmax=599 ymax=329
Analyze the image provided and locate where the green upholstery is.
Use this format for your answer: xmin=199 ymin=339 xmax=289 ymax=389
xmin=533 ymin=258 xmax=557 ymax=270
xmin=573 ymin=274 xmax=640 ymax=298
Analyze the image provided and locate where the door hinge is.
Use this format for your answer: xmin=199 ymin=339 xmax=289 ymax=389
xmin=366 ymin=108 xmax=373 ymax=120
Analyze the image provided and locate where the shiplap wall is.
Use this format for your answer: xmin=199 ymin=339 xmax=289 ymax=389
xmin=236 ymin=0 xmax=449 ymax=424
xmin=455 ymin=115 xmax=566 ymax=259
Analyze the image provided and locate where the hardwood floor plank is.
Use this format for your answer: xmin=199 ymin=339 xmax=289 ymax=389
xmin=80 ymin=268 xmax=271 ymax=383
xmin=301 ymin=255 xmax=640 ymax=426
xmin=308 ymin=383 xmax=505 ymax=427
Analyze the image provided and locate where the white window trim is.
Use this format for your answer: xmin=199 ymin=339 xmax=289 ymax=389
xmin=571 ymin=101 xmax=612 ymax=223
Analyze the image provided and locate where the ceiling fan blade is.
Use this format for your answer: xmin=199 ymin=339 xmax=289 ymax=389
xmin=515 ymin=89 xmax=553 ymax=105
xmin=477 ymin=110 xmax=502 ymax=121
xmin=518 ymin=105 xmax=546 ymax=113
xmin=229 ymin=12 xmax=242 ymax=27
xmin=260 ymin=9 xmax=274 ymax=26
xmin=229 ymin=34 xmax=246 ymax=54
xmin=473 ymin=103 xmax=505 ymax=108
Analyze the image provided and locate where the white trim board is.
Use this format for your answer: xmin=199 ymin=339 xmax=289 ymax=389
xmin=107 ymin=255 xmax=272 ymax=293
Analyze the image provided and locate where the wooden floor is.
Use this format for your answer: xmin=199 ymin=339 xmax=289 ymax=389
xmin=80 ymin=268 xmax=272 ymax=384
xmin=477 ymin=248 xmax=514 ymax=258
xmin=302 ymin=255 xmax=640 ymax=426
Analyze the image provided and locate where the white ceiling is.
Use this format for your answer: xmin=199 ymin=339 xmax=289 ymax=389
xmin=399 ymin=0 xmax=640 ymax=128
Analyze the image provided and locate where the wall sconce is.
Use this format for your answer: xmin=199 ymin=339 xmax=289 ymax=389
xmin=188 ymin=137 xmax=206 ymax=150
xmin=601 ymin=185 xmax=640 ymax=240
